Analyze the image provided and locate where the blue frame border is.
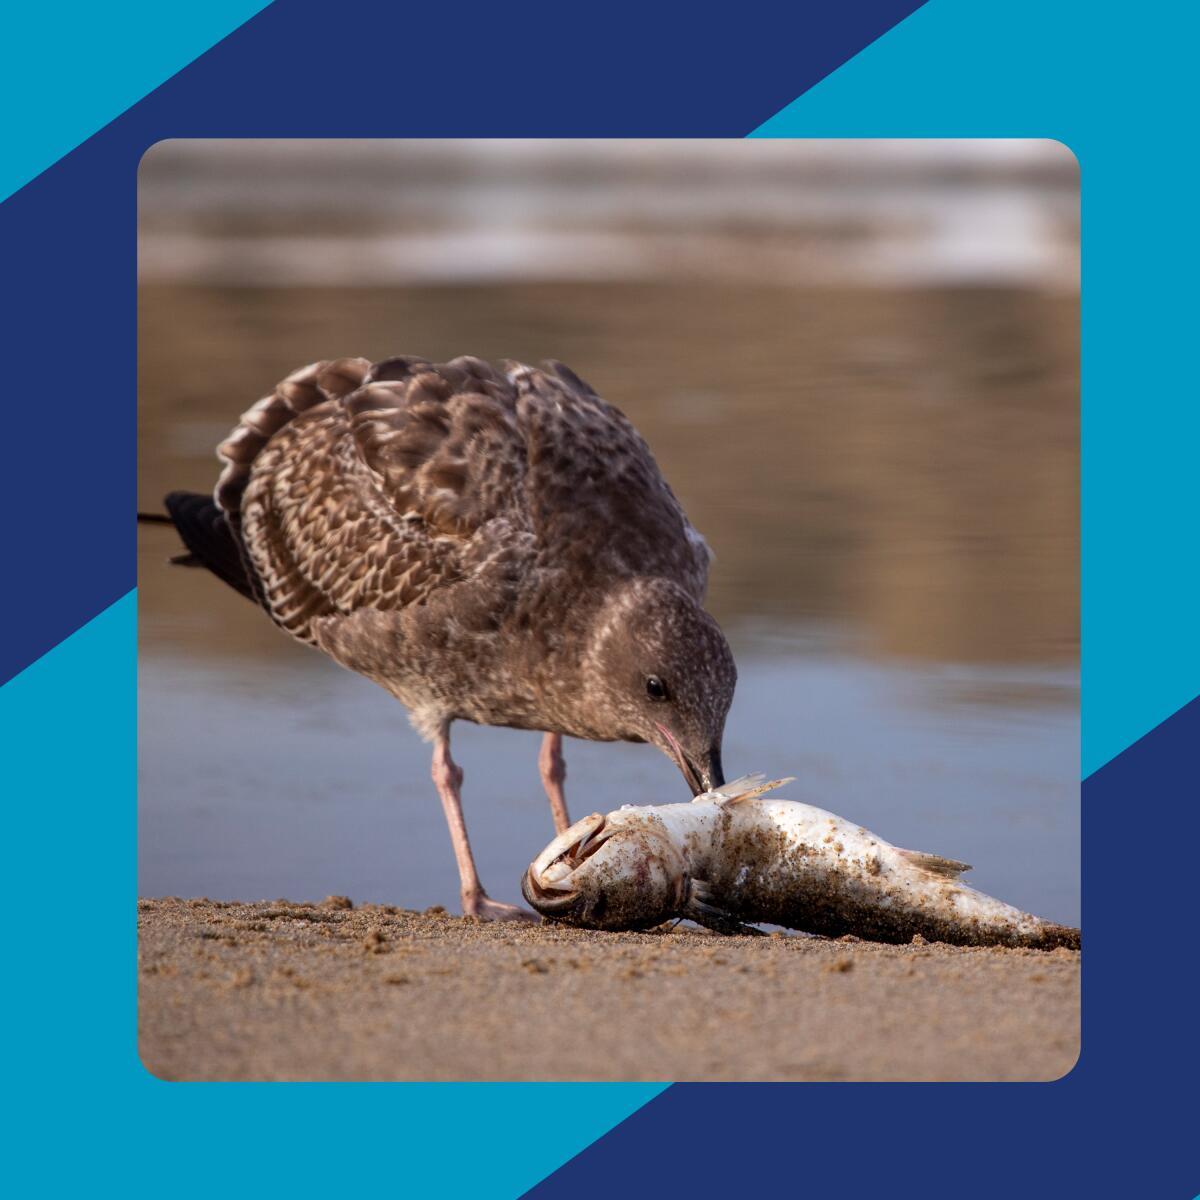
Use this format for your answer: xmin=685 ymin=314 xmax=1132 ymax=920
xmin=3 ymin=2 xmax=1195 ymax=1196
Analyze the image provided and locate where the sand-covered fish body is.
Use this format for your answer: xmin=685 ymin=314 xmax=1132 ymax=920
xmin=522 ymin=775 xmax=1079 ymax=949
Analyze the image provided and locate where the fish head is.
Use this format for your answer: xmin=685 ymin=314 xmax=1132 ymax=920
xmin=522 ymin=810 xmax=685 ymax=930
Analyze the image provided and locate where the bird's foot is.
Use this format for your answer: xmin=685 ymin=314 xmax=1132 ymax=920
xmin=463 ymin=891 xmax=540 ymax=923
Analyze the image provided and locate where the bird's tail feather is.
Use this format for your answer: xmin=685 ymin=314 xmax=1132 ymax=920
xmin=140 ymin=491 xmax=257 ymax=602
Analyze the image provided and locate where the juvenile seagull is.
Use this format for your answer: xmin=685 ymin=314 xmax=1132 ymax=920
xmin=147 ymin=355 xmax=736 ymax=920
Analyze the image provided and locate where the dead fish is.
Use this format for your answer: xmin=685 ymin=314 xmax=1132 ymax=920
xmin=522 ymin=774 xmax=1080 ymax=949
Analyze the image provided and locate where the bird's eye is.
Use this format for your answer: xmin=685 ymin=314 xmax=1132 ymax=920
xmin=645 ymin=675 xmax=669 ymax=702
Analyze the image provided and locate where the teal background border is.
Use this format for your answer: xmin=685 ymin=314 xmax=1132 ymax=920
xmin=0 ymin=2 xmax=271 ymax=203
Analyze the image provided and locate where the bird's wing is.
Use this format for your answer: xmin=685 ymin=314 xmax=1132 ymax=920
xmin=341 ymin=355 xmax=529 ymax=541
xmin=230 ymin=356 xmax=530 ymax=642
xmin=341 ymin=356 xmax=710 ymax=597
xmin=229 ymin=354 xmax=708 ymax=645
xmin=508 ymin=360 xmax=713 ymax=600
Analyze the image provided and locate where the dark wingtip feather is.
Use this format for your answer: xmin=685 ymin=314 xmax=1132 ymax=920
xmin=161 ymin=491 xmax=256 ymax=601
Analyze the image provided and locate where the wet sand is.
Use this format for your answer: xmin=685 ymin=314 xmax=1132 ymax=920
xmin=138 ymin=897 xmax=1079 ymax=1082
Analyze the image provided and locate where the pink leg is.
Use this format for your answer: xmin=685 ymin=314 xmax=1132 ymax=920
xmin=432 ymin=728 xmax=536 ymax=922
xmin=539 ymin=732 xmax=571 ymax=834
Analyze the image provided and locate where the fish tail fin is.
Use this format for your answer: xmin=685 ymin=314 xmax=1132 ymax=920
xmin=897 ymin=848 xmax=972 ymax=879
xmin=1030 ymin=922 xmax=1081 ymax=951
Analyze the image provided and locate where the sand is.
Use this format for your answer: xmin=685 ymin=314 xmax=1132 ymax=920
xmin=138 ymin=897 xmax=1080 ymax=1082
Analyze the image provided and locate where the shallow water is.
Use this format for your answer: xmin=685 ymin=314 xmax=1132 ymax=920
xmin=138 ymin=281 xmax=1078 ymax=924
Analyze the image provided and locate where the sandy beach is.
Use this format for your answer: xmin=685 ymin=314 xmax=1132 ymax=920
xmin=138 ymin=897 xmax=1079 ymax=1082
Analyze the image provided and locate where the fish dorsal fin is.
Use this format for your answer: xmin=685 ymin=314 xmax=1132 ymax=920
xmin=696 ymin=774 xmax=796 ymax=806
xmin=897 ymin=848 xmax=972 ymax=879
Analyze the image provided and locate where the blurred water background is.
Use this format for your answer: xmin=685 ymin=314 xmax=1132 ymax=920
xmin=138 ymin=140 xmax=1079 ymax=922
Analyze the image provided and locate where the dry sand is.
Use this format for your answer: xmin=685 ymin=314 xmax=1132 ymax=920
xmin=138 ymin=896 xmax=1080 ymax=1082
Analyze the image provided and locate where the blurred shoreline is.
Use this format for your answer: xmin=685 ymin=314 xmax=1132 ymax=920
xmin=140 ymin=139 xmax=1078 ymax=290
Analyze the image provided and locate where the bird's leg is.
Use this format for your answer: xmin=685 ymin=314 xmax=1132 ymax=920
xmin=539 ymin=731 xmax=571 ymax=835
xmin=431 ymin=729 xmax=536 ymax=922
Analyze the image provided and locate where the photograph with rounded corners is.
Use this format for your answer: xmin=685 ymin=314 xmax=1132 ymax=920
xmin=137 ymin=138 xmax=1079 ymax=1082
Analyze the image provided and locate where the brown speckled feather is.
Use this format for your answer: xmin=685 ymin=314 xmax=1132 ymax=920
xmin=216 ymin=355 xmax=711 ymax=649
xmin=508 ymin=360 xmax=712 ymax=597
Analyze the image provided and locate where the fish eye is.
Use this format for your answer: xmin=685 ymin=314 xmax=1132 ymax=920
xmin=645 ymin=675 xmax=669 ymax=702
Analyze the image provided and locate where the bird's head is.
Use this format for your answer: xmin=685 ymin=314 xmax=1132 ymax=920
xmin=582 ymin=578 xmax=736 ymax=795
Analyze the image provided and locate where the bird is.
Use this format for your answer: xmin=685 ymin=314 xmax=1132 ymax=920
xmin=141 ymin=353 xmax=737 ymax=920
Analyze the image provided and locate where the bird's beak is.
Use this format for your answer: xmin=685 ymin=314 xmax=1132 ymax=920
xmin=655 ymin=724 xmax=724 ymax=797
xmin=690 ymin=745 xmax=725 ymax=796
